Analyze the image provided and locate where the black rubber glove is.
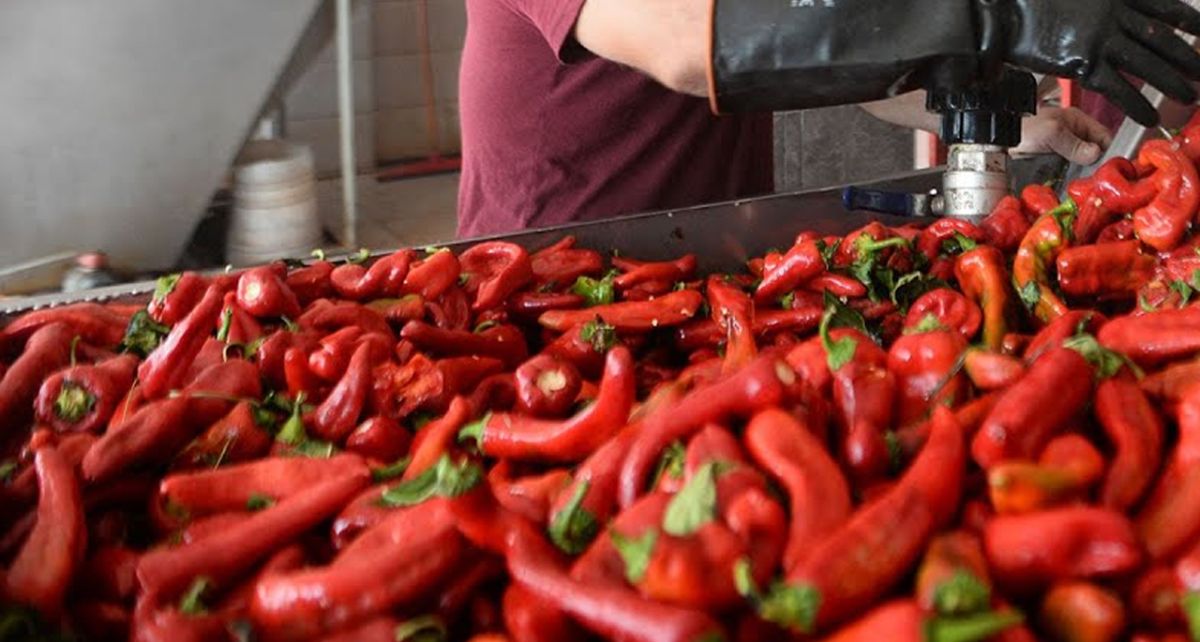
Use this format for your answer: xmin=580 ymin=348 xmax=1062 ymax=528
xmin=712 ymin=0 xmax=1200 ymax=126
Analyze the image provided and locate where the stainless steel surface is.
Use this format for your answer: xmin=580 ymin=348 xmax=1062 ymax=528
xmin=941 ymin=144 xmax=1010 ymax=223
xmin=0 ymin=156 xmax=1065 ymax=320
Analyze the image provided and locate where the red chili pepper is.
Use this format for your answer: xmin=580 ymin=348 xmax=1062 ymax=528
xmin=137 ymin=470 xmax=368 ymax=599
xmin=81 ymin=396 xmax=189 ymax=483
xmin=984 ymin=507 xmax=1142 ymax=591
xmin=706 ymin=275 xmax=757 ymax=373
xmin=1099 ymin=307 xmax=1200 ymax=366
xmin=514 ymin=355 xmax=583 ymax=418
xmin=0 ymin=303 xmax=131 ymax=350
xmin=489 ymin=463 xmax=571 ymax=525
xmin=803 ymin=273 xmax=867 ymax=298
xmin=78 ymin=545 xmax=139 ymax=604
xmin=137 ymin=285 xmax=224 ymax=399
xmin=250 ymin=498 xmax=465 ymax=640
xmin=1096 ymin=217 xmax=1137 ymax=244
xmin=364 ymin=294 xmax=426 ymax=327
xmin=963 ymin=348 xmax=1024 ymax=390
xmin=1040 ymin=581 xmax=1127 ymax=642
xmin=530 ymin=236 xmax=604 ymax=288
xmin=618 ymin=354 xmax=796 ymax=508
xmin=2 ymin=445 xmax=84 ymax=619
xmin=971 ymin=347 xmax=1093 ymax=469
xmin=503 ymin=583 xmax=581 ymax=642
xmin=309 ymin=342 xmax=374 ymax=443
xmin=1140 ymin=358 xmax=1200 ymax=411
xmin=914 ymin=530 xmax=991 ymax=615
xmin=981 ymin=196 xmax=1034 ymax=253
xmin=509 ymin=292 xmax=586 ymax=319
xmin=816 ymin=599 xmax=1024 ymax=642
xmin=181 ymin=358 xmax=263 ymax=428
xmin=1094 ymin=377 xmax=1163 ymax=511
xmin=986 ymin=437 xmax=1105 ymax=515
xmin=402 ymin=248 xmax=462 ymax=300
xmin=1022 ymin=184 xmax=1061 ymax=218
xmin=539 ymin=289 xmax=704 ymax=333
xmin=613 ymin=254 xmax=697 ymax=291
xmin=1013 ymin=200 xmax=1077 ymax=324
xmin=1134 ymin=139 xmax=1200 ymax=252
xmin=1093 ymin=157 xmax=1158 ymax=212
xmin=460 ymin=241 xmax=534 ymax=312
xmin=331 ymin=250 xmax=413 ymax=301
xmin=237 ymin=266 xmax=303 ymax=319
xmin=0 ymin=323 xmax=75 ymax=439
xmin=401 ymin=320 xmax=528 ymax=367
xmin=148 ymin=272 xmax=208 ymax=326
xmin=755 ymin=238 xmax=824 ymax=303
xmin=33 ymin=353 xmax=137 ymax=434
xmin=1056 ymin=240 xmax=1156 ymax=299
xmin=916 ymin=218 xmax=986 ymax=262
xmin=904 ymin=288 xmax=982 ymax=341
xmin=217 ymin=292 xmax=264 ymax=346
xmin=404 ymin=396 xmax=472 ymax=481
xmin=1137 ymin=384 xmax=1200 ymax=561
xmin=285 ymin=259 xmax=334 ymax=305
xmin=744 ymin=408 xmax=850 ymax=571
xmin=470 ymin=347 xmax=634 ymax=462
xmin=345 ymin=415 xmax=410 ymax=462
xmin=676 ymin=307 xmax=823 ymax=351
xmin=256 ymin=331 xmax=312 ymax=390
xmin=952 ymin=246 xmax=1012 ymax=352
xmin=284 ymin=346 xmax=323 ymax=399
xmin=1023 ymin=310 xmax=1105 ymax=363
xmin=297 ymin=299 xmax=393 ymax=338
xmin=829 ymin=331 xmax=895 ymax=486
xmin=780 ymin=406 xmax=964 ymax=631
xmin=175 ymin=400 xmax=273 ymax=469
xmin=887 ymin=328 xmax=968 ymax=426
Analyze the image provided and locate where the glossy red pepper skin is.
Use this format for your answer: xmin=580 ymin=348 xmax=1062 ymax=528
xmin=1099 ymin=307 xmax=1200 ymax=367
xmin=402 ymin=249 xmax=461 ymax=301
xmin=137 ymin=285 xmax=224 ymax=398
xmin=981 ymin=196 xmax=1035 ymax=252
xmin=509 ymin=292 xmax=586 ymax=319
xmin=971 ymin=347 xmax=1093 ymax=469
xmin=218 ymin=291 xmax=264 ymax=346
xmin=460 ymin=241 xmax=534 ymax=312
xmin=403 ymin=396 xmax=472 ymax=480
xmin=401 ymin=320 xmax=528 ymax=367
xmin=1093 ymin=377 xmax=1163 ymax=511
xmin=676 ymin=306 xmax=823 ymax=351
xmin=1040 ymin=581 xmax=1127 ymax=642
xmin=160 ymin=453 xmax=367 ymax=516
xmin=298 ymin=299 xmax=393 ymax=338
xmin=0 ymin=303 xmax=131 ymax=350
xmin=1022 ymin=183 xmax=1061 ymax=218
xmin=744 ymin=408 xmax=850 ymax=571
xmin=2 ymin=445 xmax=85 ymax=619
xmin=705 ymin=275 xmax=757 ymax=372
xmin=490 ymin=464 xmax=570 ymax=524
xmin=175 ymin=400 xmax=273 ymax=469
xmin=905 ymin=288 xmax=981 ymax=341
xmin=828 ymin=331 xmax=895 ymax=486
xmin=785 ymin=406 xmax=964 ymax=630
xmin=1014 ymin=202 xmax=1077 ymax=324
xmin=345 ymin=415 xmax=410 ymax=462
xmin=138 ymin=470 xmax=368 ymax=600
xmin=613 ymin=254 xmax=697 ymax=290
xmin=916 ymin=218 xmax=986 ymax=261
xmin=34 ymin=353 xmax=137 ymax=434
xmin=618 ymin=354 xmax=797 ymax=508
xmin=963 ymin=348 xmax=1025 ymax=390
xmin=887 ymin=328 xmax=968 ymax=426
xmin=914 ymin=530 xmax=991 ymax=612
xmin=954 ymin=246 xmax=1013 ymax=352
xmin=81 ymin=397 xmax=189 ymax=483
xmin=984 ymin=507 xmax=1142 ymax=592
xmin=331 ymin=251 xmax=413 ymax=301
xmin=307 ymin=328 xmax=391 ymax=381
xmin=477 ymin=347 xmax=634 ymax=462
xmin=503 ymin=583 xmax=580 ymax=642
xmin=530 ymin=236 xmax=604 ymax=288
xmin=1134 ymin=140 xmax=1200 ymax=252
xmin=755 ymin=238 xmax=824 ymax=303
xmin=309 ymin=342 xmax=373 ymax=443
xmin=148 ymin=272 xmax=208 ymax=326
xmin=514 ymin=354 xmax=582 ymax=418
xmin=1137 ymin=384 xmax=1200 ymax=561
xmin=237 ymin=266 xmax=303 ymax=319
xmin=539 ymin=289 xmax=705 ymax=333
xmin=1023 ymin=310 xmax=1105 ymax=362
xmin=285 ymin=260 xmax=334 ymax=305
xmin=1056 ymin=240 xmax=1156 ymax=298
xmin=251 ymin=499 xmax=464 ymax=641
xmin=0 ymin=323 xmax=75 ymax=440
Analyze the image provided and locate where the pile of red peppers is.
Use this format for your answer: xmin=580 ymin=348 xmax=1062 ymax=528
xmin=10 ymin=119 xmax=1200 ymax=642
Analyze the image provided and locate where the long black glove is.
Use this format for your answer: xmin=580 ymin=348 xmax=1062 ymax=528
xmin=711 ymin=0 xmax=1200 ymax=126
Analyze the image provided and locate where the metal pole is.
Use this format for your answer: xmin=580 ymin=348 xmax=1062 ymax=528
xmin=335 ymin=0 xmax=358 ymax=247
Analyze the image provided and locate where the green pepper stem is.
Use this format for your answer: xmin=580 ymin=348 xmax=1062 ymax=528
xmin=925 ymin=610 xmax=1024 ymax=642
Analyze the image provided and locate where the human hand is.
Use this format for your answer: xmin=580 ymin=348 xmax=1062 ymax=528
xmin=1013 ymin=107 xmax=1115 ymax=165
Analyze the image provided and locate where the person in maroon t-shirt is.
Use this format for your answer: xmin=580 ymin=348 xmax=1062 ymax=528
xmin=456 ymin=0 xmax=1193 ymax=238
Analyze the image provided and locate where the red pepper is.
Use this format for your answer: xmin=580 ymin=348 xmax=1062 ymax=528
xmin=0 ymin=323 xmax=75 ymax=439
xmin=1096 ymin=217 xmax=1136 ymax=243
xmin=829 ymin=331 xmax=895 ymax=486
xmin=331 ymin=250 xmax=413 ymax=301
xmin=618 ymin=354 xmax=797 ymax=508
xmin=676 ymin=307 xmax=823 ymax=351
xmin=755 ymin=238 xmax=824 ymax=303
xmin=364 ymin=294 xmax=426 ymax=326
xmin=1092 ymin=157 xmax=1158 ymax=212
xmin=1140 ymin=358 xmax=1200 ymax=411
xmin=613 ymin=254 xmax=697 ymax=290
xmin=971 ymin=347 xmax=1093 ymax=469
xmin=237 ymin=266 xmax=302 ymax=319
xmin=530 ymin=236 xmax=604 ymax=288
xmin=953 ymin=246 xmax=1012 ymax=351
xmin=1134 ymin=139 xmax=1200 ymax=252
xmin=539 ymin=289 xmax=704 ymax=332
xmin=514 ymin=355 xmax=583 ymax=418
xmin=803 ymin=273 xmax=867 ymax=298
xmin=284 ymin=346 xmax=323 ymax=399
xmin=33 ymin=353 xmax=137 ymax=434
xmin=887 ymin=328 xmax=968 ymax=426
xmin=402 ymin=248 xmax=462 ymax=300
xmin=250 ymin=498 xmax=464 ymax=640
xmin=137 ymin=285 xmax=224 ymax=398
xmin=916 ymin=218 xmax=986 ymax=262
xmin=404 ymin=396 xmax=472 ymax=481
xmin=217 ymin=291 xmax=264 ymax=346
xmin=1013 ymin=200 xmax=1077 ymax=324
xmin=137 ymin=470 xmax=368 ymax=599
xmin=963 ymin=348 xmax=1024 ymax=390
xmin=905 ymin=288 xmax=982 ymax=342
xmin=470 ymin=347 xmax=634 ymax=462
xmin=981 ymin=196 xmax=1034 ymax=253
xmin=130 ymin=597 xmax=228 ymax=642
xmin=503 ymin=583 xmax=581 ymax=642
xmin=1137 ymin=383 xmax=1200 ymax=561
xmin=345 ymin=415 xmax=411 ymax=462
xmin=744 ymin=408 xmax=850 ymax=571
xmin=780 ymin=406 xmax=964 ymax=631
xmin=401 ymin=320 xmax=529 ymax=367
xmin=1023 ymin=310 xmax=1105 ymax=362
xmin=705 ymin=275 xmax=757 ymax=373
xmin=309 ymin=342 xmax=374 ymax=443
xmin=984 ymin=507 xmax=1142 ymax=591
xmin=1022 ymin=184 xmax=1061 ymax=218
xmin=816 ymin=599 xmax=1023 ymax=642
xmin=2 ymin=445 xmax=85 ymax=619
xmin=81 ymin=397 xmax=189 ymax=483
xmin=256 ymin=331 xmax=313 ymax=389
xmin=1094 ymin=377 xmax=1163 ymax=511
xmin=1130 ymin=566 xmax=1183 ymax=631
xmin=175 ymin=400 xmax=273 ymax=469
xmin=160 ymin=453 xmax=367 ymax=516
xmin=285 ymin=259 xmax=334 ymax=305
xmin=914 ymin=530 xmax=991 ymax=615
xmin=1099 ymin=307 xmax=1200 ymax=366
xmin=148 ymin=272 xmax=208 ymax=326
xmin=306 ymin=327 xmax=384 ymax=381
xmin=297 ymin=299 xmax=393 ymax=338
xmin=489 ymin=463 xmax=571 ymax=524
xmin=509 ymin=292 xmax=585 ymax=319
xmin=181 ymin=358 xmax=263 ymax=428
xmin=460 ymin=241 xmax=534 ymax=312
xmin=1056 ymin=240 xmax=1156 ymax=298
xmin=987 ymin=436 xmax=1104 ymax=515
xmin=1040 ymin=581 xmax=1127 ymax=642
xmin=78 ymin=545 xmax=139 ymax=603
xmin=0 ymin=302 xmax=130 ymax=350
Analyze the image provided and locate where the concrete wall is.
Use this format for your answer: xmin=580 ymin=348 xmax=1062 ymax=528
xmin=774 ymin=106 xmax=914 ymax=192
xmin=0 ymin=0 xmax=325 ymax=272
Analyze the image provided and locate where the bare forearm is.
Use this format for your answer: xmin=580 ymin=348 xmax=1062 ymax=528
xmin=574 ymin=0 xmax=710 ymax=96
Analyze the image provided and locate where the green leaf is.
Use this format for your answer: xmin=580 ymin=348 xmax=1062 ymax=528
xmin=733 ymin=558 xmax=821 ymax=633
xmin=941 ymin=233 xmax=978 ymax=256
xmin=672 ymin=281 xmax=688 ymax=291
xmin=884 ymin=430 xmax=905 ymax=475
xmin=152 ymin=273 xmax=182 ymax=304
xmin=215 ymin=307 xmax=233 ymax=342
xmin=371 ymin=456 xmax=411 ymax=482
xmin=778 ymin=291 xmax=795 ymax=310
xmin=1017 ymin=281 xmax=1041 ymax=312
xmin=580 ymin=319 xmax=618 ymax=352
xmin=650 ymin=440 xmax=686 ymax=489
xmin=891 ymin=272 xmax=946 ymax=311
xmin=1192 ymin=269 xmax=1200 ymax=293
xmin=378 ymin=454 xmax=482 ymax=507
xmin=1172 ymin=279 xmax=1195 ymax=307
xmin=53 ymin=382 xmax=96 ymax=424
xmin=275 ymin=394 xmax=308 ymax=446
xmin=1064 ymin=333 xmax=1142 ymax=379
xmin=394 ymin=615 xmax=446 ymax=642
xmin=0 ymin=459 xmax=17 ymax=484
xmin=610 ymin=528 xmax=658 ymax=584
xmin=815 ymin=238 xmax=841 ymax=269
xmin=818 ymin=292 xmax=863 ymax=371
xmin=548 ymin=481 xmax=599 ymax=555
xmin=1182 ymin=591 xmax=1200 ymax=642
xmin=571 ymin=271 xmax=617 ymax=307
xmin=456 ymin=413 xmax=490 ymax=446
xmin=347 ymin=248 xmax=372 ymax=264
xmin=457 ymin=272 xmax=471 ymax=287
xmin=1139 ymin=292 xmax=1156 ymax=313
xmin=0 ymin=605 xmax=75 ymax=642
xmin=409 ymin=413 xmax=435 ymax=431
xmin=906 ymin=313 xmax=948 ymax=335
xmin=924 ymin=610 xmax=1024 ymax=642
xmin=118 ymin=310 xmax=171 ymax=357
xmin=933 ymin=570 xmax=992 ymax=617
xmin=289 ymin=439 xmax=337 ymax=458
xmin=178 ymin=576 xmax=211 ymax=615
xmin=1048 ymin=199 xmax=1078 ymax=242
xmin=246 ymin=494 xmax=276 ymax=511
xmin=662 ymin=460 xmax=720 ymax=536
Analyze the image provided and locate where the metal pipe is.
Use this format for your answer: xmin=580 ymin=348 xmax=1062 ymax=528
xmin=335 ymin=0 xmax=358 ymax=247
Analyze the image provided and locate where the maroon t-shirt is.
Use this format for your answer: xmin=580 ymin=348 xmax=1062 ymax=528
xmin=457 ymin=0 xmax=774 ymax=238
